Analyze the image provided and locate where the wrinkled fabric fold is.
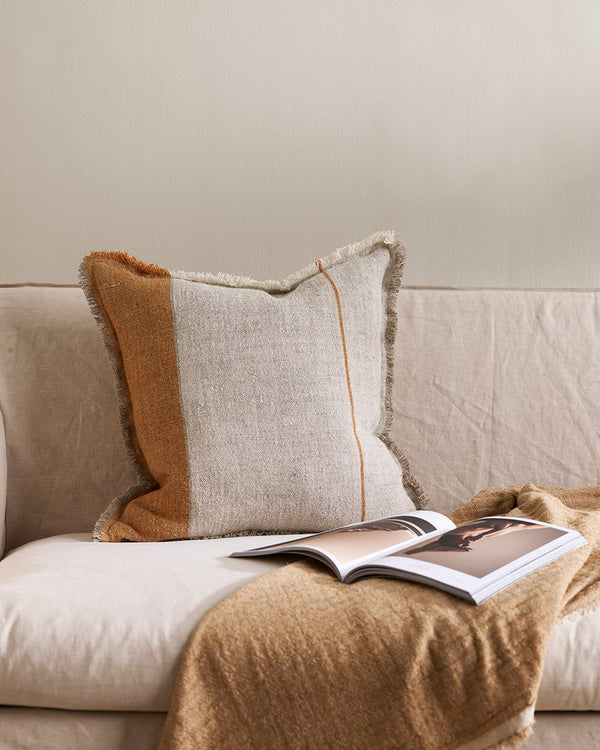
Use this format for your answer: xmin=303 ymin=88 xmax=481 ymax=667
xmin=160 ymin=484 xmax=600 ymax=750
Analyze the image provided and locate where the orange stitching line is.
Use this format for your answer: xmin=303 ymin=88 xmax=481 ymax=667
xmin=317 ymin=260 xmax=366 ymax=522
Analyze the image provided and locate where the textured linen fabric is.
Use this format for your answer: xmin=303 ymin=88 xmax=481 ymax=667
xmin=170 ymin=254 xmax=401 ymax=536
xmin=0 ymin=709 xmax=165 ymax=750
xmin=0 ymin=711 xmax=597 ymax=750
xmin=0 ymin=530 xmax=598 ymax=714
xmin=392 ymin=288 xmax=600 ymax=514
xmin=0 ymin=532 xmax=298 ymax=711
xmin=519 ymin=714 xmax=600 ymax=750
xmin=80 ymin=231 xmax=423 ymax=542
xmin=0 ymin=285 xmax=137 ymax=553
xmin=159 ymin=485 xmax=600 ymax=750
xmin=538 ymin=605 xmax=600 ymax=710
xmin=0 ymin=407 xmax=6 ymax=558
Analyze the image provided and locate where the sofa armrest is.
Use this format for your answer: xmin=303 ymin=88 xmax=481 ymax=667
xmin=0 ymin=407 xmax=6 ymax=559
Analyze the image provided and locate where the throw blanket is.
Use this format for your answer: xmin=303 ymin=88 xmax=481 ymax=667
xmin=160 ymin=484 xmax=600 ymax=750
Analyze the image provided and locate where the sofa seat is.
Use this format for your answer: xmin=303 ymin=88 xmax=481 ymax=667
xmin=0 ymin=533 xmax=294 ymax=711
xmin=1 ymin=533 xmax=599 ymax=714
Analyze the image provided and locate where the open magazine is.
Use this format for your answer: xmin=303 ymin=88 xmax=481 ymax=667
xmin=231 ymin=510 xmax=587 ymax=605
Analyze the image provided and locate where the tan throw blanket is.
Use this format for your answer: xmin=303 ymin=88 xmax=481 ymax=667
xmin=160 ymin=484 xmax=600 ymax=750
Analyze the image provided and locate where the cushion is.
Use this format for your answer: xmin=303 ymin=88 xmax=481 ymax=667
xmin=0 ymin=533 xmax=597 ymax=713
xmin=79 ymin=231 xmax=424 ymax=542
xmin=0 ymin=533 xmax=292 ymax=711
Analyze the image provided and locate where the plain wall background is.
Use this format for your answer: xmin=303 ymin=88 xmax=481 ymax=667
xmin=2 ymin=0 xmax=599 ymax=286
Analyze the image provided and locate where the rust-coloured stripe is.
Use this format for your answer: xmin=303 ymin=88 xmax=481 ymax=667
xmin=317 ymin=261 xmax=366 ymax=521
xmin=87 ymin=250 xmax=169 ymax=277
xmin=83 ymin=255 xmax=190 ymax=541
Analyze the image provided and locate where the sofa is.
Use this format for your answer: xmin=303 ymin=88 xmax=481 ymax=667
xmin=0 ymin=282 xmax=599 ymax=749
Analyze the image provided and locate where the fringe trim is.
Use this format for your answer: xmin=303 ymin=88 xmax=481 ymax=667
xmin=493 ymin=724 xmax=535 ymax=750
xmin=169 ymin=230 xmax=399 ymax=291
xmin=86 ymin=251 xmax=169 ymax=277
xmin=78 ymin=258 xmax=156 ymax=541
xmin=455 ymin=705 xmax=535 ymax=750
xmin=558 ymin=597 xmax=600 ymax=623
xmin=91 ymin=483 xmax=152 ymax=542
xmin=182 ymin=527 xmax=317 ymax=541
xmin=377 ymin=239 xmax=428 ymax=509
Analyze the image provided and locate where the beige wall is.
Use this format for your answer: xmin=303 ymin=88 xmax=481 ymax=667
xmin=2 ymin=1 xmax=599 ymax=286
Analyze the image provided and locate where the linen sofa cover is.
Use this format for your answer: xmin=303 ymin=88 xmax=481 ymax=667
xmin=393 ymin=288 xmax=600 ymax=514
xmin=0 ymin=533 xmax=290 ymax=711
xmin=0 ymin=285 xmax=138 ymax=553
xmin=0 ymin=410 xmax=5 ymax=559
xmin=1 ymin=284 xmax=600 ymax=749
xmin=1 ymin=710 xmax=598 ymax=750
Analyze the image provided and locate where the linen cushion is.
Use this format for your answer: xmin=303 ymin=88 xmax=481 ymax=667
xmin=80 ymin=231 xmax=424 ymax=542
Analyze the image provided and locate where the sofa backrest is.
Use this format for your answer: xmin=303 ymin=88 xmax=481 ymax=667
xmin=393 ymin=288 xmax=600 ymax=515
xmin=0 ymin=286 xmax=137 ymax=554
xmin=1 ymin=284 xmax=599 ymax=552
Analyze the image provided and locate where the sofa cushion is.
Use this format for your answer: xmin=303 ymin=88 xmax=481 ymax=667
xmin=538 ymin=606 xmax=600 ymax=710
xmin=0 ymin=533 xmax=597 ymax=713
xmin=0 ymin=533 xmax=292 ymax=711
xmin=80 ymin=231 xmax=423 ymax=542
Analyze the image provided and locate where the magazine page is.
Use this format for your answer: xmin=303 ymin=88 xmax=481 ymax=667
xmin=231 ymin=510 xmax=455 ymax=580
xmin=347 ymin=516 xmax=587 ymax=603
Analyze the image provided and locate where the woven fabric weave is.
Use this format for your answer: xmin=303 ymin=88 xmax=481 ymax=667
xmin=80 ymin=232 xmax=424 ymax=542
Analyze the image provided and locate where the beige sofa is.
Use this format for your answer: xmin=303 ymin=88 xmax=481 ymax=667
xmin=0 ymin=284 xmax=599 ymax=749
